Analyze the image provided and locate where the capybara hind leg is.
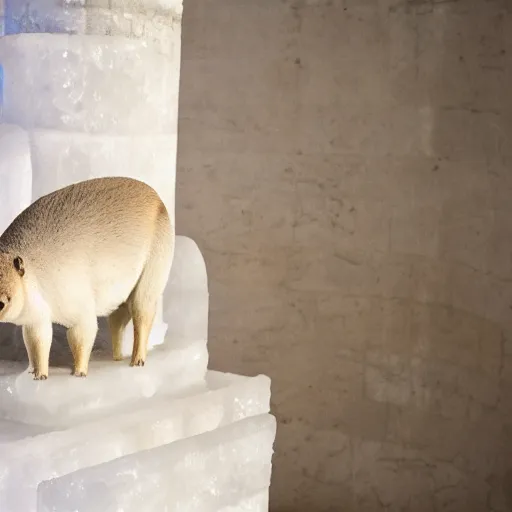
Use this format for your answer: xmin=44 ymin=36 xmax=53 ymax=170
xmin=23 ymin=322 xmax=52 ymax=380
xmin=108 ymin=303 xmax=131 ymax=361
xmin=130 ymin=306 xmax=156 ymax=367
xmin=128 ymin=207 xmax=172 ymax=368
xmin=67 ymin=317 xmax=98 ymax=377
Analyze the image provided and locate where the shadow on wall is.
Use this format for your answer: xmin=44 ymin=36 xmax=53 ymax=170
xmin=394 ymin=1 xmax=512 ymax=510
xmin=265 ymin=1 xmax=512 ymax=510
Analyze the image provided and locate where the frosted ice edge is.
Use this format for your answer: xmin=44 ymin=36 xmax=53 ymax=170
xmin=0 ymin=339 xmax=207 ymax=426
xmin=37 ymin=414 xmax=276 ymax=512
xmin=0 ymin=373 xmax=271 ymax=512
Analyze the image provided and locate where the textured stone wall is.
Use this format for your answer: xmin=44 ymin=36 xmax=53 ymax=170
xmin=177 ymin=0 xmax=512 ymax=510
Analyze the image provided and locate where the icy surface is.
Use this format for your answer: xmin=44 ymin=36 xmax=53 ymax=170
xmin=37 ymin=414 xmax=276 ymax=512
xmin=0 ymin=339 xmax=207 ymax=427
xmin=219 ymin=490 xmax=269 ymax=512
xmin=0 ymin=34 xmax=180 ymax=133
xmin=0 ymin=372 xmax=271 ymax=512
xmin=30 ymin=130 xmax=177 ymax=213
xmin=162 ymin=236 xmax=209 ymax=342
xmin=2 ymin=0 xmax=87 ymax=35
xmin=0 ymin=124 xmax=32 ymax=234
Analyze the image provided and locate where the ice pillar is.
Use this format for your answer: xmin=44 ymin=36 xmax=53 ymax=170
xmin=0 ymin=0 xmax=182 ymax=216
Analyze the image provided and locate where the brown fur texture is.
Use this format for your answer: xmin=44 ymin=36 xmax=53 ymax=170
xmin=0 ymin=177 xmax=174 ymax=379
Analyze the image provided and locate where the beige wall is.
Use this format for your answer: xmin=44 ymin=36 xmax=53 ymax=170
xmin=177 ymin=1 xmax=512 ymax=510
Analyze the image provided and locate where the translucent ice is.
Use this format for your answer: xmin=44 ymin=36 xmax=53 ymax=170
xmin=0 ymin=34 xmax=180 ymax=133
xmin=0 ymin=372 xmax=271 ymax=512
xmin=162 ymin=236 xmax=209 ymax=343
xmin=37 ymin=414 xmax=276 ymax=512
xmin=2 ymin=0 xmax=182 ymax=38
xmin=0 ymin=124 xmax=32 ymax=234
xmin=2 ymin=0 xmax=87 ymax=35
xmin=219 ymin=490 xmax=270 ymax=512
xmin=30 ymin=130 xmax=177 ymax=214
xmin=0 ymin=339 xmax=207 ymax=427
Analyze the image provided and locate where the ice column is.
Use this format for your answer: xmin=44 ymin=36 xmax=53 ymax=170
xmin=0 ymin=0 xmax=181 ymax=214
xmin=0 ymin=124 xmax=32 ymax=233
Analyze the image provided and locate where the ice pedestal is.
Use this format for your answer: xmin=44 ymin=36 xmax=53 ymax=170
xmin=0 ymin=237 xmax=276 ymax=512
xmin=0 ymin=0 xmax=276 ymax=509
xmin=0 ymin=373 xmax=272 ymax=512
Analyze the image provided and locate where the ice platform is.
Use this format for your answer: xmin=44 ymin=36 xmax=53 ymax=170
xmin=0 ymin=236 xmax=276 ymax=511
xmin=0 ymin=339 xmax=207 ymax=427
xmin=0 ymin=372 xmax=272 ymax=511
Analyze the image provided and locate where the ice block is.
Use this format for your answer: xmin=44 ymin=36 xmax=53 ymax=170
xmin=37 ymin=414 xmax=276 ymax=512
xmin=0 ymin=34 xmax=180 ymax=133
xmin=0 ymin=339 xmax=207 ymax=427
xmin=0 ymin=372 xmax=271 ymax=512
xmin=162 ymin=236 xmax=209 ymax=341
xmin=30 ymin=130 xmax=177 ymax=214
xmin=0 ymin=124 xmax=32 ymax=234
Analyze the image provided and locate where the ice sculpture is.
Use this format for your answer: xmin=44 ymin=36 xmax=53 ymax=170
xmin=0 ymin=1 xmax=276 ymax=510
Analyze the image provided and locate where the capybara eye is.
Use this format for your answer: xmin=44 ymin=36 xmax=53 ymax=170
xmin=0 ymin=302 xmax=4 ymax=311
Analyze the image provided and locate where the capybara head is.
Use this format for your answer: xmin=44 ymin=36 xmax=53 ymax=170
xmin=0 ymin=253 xmax=25 ymax=322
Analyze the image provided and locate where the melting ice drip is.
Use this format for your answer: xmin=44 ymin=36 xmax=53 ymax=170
xmin=0 ymin=0 xmax=276 ymax=510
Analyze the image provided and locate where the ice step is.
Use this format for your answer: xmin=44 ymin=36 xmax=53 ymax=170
xmin=0 ymin=338 xmax=207 ymax=427
xmin=0 ymin=371 xmax=271 ymax=512
xmin=37 ymin=413 xmax=276 ymax=512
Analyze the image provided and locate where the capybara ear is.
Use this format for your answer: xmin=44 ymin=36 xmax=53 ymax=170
xmin=13 ymin=256 xmax=25 ymax=277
